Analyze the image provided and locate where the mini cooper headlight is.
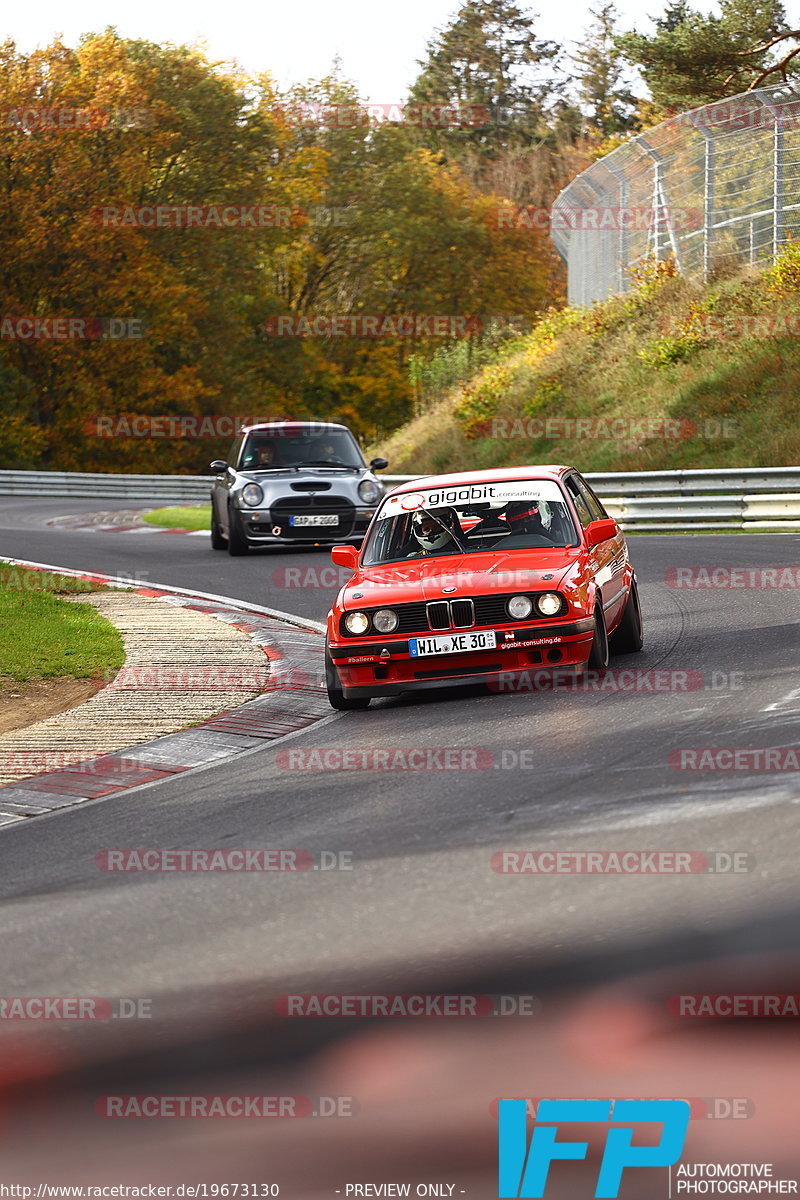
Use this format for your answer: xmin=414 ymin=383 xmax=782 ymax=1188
xmin=358 ymin=478 xmax=381 ymax=504
xmin=507 ymin=594 xmax=534 ymax=620
xmin=536 ymin=592 xmax=562 ymax=616
xmin=372 ymin=608 xmax=398 ymax=633
xmin=344 ymin=611 xmax=370 ymax=635
xmin=241 ymin=483 xmax=264 ymax=507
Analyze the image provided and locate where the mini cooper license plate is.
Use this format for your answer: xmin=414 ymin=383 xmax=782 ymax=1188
xmin=409 ymin=630 xmax=497 ymax=657
xmin=289 ymin=514 xmax=340 ymax=527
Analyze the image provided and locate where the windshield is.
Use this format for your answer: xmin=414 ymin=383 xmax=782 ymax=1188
xmin=362 ymin=479 xmax=579 ymax=565
xmin=238 ymin=427 xmax=364 ymax=470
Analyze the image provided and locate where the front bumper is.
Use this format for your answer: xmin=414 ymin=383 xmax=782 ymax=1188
xmin=237 ymin=507 xmax=375 ymax=545
xmin=329 ymin=617 xmax=595 ymax=698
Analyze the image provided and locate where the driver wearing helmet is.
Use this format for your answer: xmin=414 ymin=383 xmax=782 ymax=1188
xmin=407 ymin=507 xmax=461 ymax=557
xmin=505 ymin=499 xmax=555 ymax=540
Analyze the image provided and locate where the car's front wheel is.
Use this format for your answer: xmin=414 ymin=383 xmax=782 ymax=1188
xmin=609 ymin=578 xmax=643 ymax=654
xmin=227 ymin=507 xmax=249 ymax=556
xmin=325 ymin=647 xmax=370 ymax=711
xmin=211 ymin=511 xmax=227 ymax=550
xmin=585 ymin=601 xmax=609 ymax=671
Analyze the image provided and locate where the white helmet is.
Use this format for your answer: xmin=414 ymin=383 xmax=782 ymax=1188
xmin=411 ymin=508 xmax=457 ymax=552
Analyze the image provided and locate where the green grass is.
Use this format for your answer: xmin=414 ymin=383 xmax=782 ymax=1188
xmin=0 ymin=564 xmax=125 ymax=684
xmin=374 ymin=251 xmax=800 ymax=477
xmin=142 ymin=505 xmax=211 ymax=531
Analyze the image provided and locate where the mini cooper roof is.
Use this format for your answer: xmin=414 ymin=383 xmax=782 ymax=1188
xmin=385 ymin=465 xmax=574 ymax=496
xmin=237 ymin=421 xmax=351 ymax=435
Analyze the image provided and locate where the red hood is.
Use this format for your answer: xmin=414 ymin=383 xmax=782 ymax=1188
xmin=342 ymin=550 xmax=580 ymax=607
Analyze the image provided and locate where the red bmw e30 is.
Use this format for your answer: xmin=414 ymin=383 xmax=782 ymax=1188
xmin=324 ymin=466 xmax=643 ymax=710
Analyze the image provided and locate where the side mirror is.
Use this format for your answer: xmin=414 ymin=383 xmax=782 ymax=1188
xmin=210 ymin=460 xmax=228 ymax=472
xmin=585 ymin=517 xmax=618 ymax=548
xmin=370 ymin=457 xmax=389 ymax=471
xmin=331 ymin=545 xmax=359 ymax=570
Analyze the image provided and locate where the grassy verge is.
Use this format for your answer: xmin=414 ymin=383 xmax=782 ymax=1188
xmin=0 ymin=564 xmax=125 ymax=684
xmin=143 ymin=505 xmax=211 ymax=531
xmin=375 ymin=250 xmax=800 ymax=476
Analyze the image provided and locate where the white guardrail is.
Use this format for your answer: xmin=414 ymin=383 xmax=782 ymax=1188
xmin=1 ymin=467 xmax=800 ymax=531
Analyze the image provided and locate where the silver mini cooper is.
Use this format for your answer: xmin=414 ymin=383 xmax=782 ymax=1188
xmin=209 ymin=421 xmax=388 ymax=555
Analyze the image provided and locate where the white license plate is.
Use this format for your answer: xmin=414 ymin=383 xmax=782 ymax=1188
xmin=289 ymin=514 xmax=339 ymax=527
xmin=409 ymin=630 xmax=497 ymax=657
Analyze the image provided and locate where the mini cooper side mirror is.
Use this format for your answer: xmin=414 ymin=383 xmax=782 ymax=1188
xmin=585 ymin=517 xmax=618 ymax=547
xmin=370 ymin=457 xmax=389 ymax=471
xmin=209 ymin=460 xmax=228 ymax=472
xmin=331 ymin=545 xmax=359 ymax=570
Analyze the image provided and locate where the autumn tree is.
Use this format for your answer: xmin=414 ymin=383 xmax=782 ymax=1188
xmin=408 ymin=0 xmax=562 ymax=156
xmin=617 ymin=0 xmax=791 ymax=114
xmin=572 ymin=4 xmax=638 ymax=138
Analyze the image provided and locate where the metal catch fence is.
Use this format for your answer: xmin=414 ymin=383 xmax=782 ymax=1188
xmin=551 ymin=83 xmax=800 ymax=305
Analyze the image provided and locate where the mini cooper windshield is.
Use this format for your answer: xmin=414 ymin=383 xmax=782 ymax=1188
xmin=362 ymin=479 xmax=580 ymax=565
xmin=239 ymin=428 xmax=364 ymax=470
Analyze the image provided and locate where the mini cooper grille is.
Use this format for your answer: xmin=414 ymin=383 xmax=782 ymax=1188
xmin=339 ymin=592 xmax=565 ymax=637
xmin=271 ymin=496 xmax=355 ymax=539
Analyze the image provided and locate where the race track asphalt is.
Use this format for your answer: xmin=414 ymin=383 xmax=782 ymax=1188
xmin=0 ymin=497 xmax=798 ymax=1022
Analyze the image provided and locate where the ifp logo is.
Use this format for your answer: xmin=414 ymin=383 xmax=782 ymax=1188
xmin=498 ymin=1099 xmax=690 ymax=1197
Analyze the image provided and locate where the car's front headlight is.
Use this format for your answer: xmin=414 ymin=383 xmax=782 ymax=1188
xmin=372 ymin=608 xmax=398 ymax=633
xmin=536 ymin=592 xmax=563 ymax=616
xmin=344 ymin=611 xmax=370 ymax=635
xmin=507 ymin=594 xmax=533 ymax=620
xmin=241 ymin=483 xmax=264 ymax=507
xmin=358 ymin=478 xmax=381 ymax=504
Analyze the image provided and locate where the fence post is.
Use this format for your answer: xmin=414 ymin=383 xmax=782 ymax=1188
xmin=754 ymin=90 xmax=786 ymax=261
xmin=638 ymin=136 xmax=684 ymax=272
xmin=774 ymin=115 xmax=785 ymax=257
xmin=605 ymin=160 xmax=629 ymax=293
xmin=701 ymin=130 xmax=716 ymax=282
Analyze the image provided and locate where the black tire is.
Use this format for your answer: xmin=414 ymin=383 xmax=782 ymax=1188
xmin=211 ymin=511 xmax=227 ymax=550
xmin=227 ymin=508 xmax=249 ymax=556
xmin=585 ymin=600 xmax=609 ymax=671
xmin=325 ymin=648 xmax=370 ymax=711
xmin=609 ymin=577 xmax=644 ymax=655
